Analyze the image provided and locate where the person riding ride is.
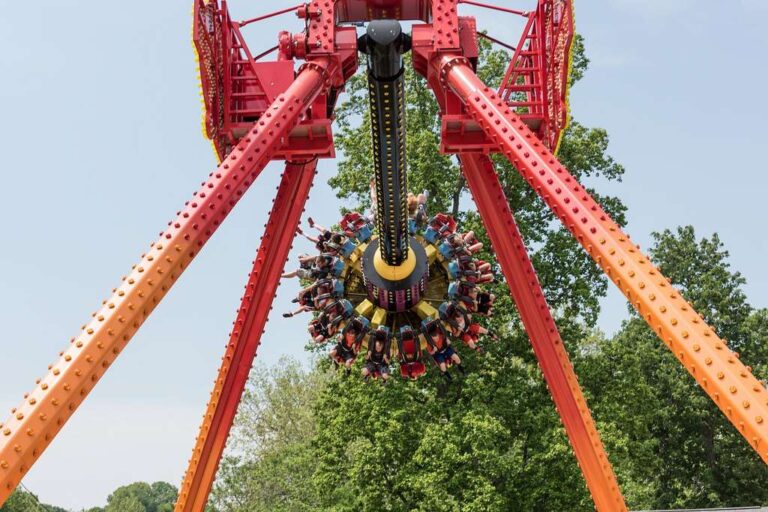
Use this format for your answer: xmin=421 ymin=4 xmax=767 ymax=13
xmin=397 ymin=325 xmax=426 ymax=379
xmin=283 ymin=283 xmax=318 ymax=318
xmin=331 ymin=317 xmax=370 ymax=373
xmin=421 ymin=318 xmax=464 ymax=381
xmin=362 ymin=327 xmax=392 ymax=382
xmin=439 ymin=301 xmax=495 ymax=352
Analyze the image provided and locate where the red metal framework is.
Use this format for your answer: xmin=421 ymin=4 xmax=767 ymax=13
xmin=193 ymin=0 xmax=355 ymax=161
xmin=497 ymin=0 xmax=574 ymax=151
xmin=1 ymin=1 xmax=765 ymax=511
xmin=460 ymin=153 xmax=624 ymax=511
xmin=177 ymin=159 xmax=317 ymax=511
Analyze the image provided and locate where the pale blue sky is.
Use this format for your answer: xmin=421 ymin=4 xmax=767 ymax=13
xmin=0 ymin=1 xmax=766 ymax=509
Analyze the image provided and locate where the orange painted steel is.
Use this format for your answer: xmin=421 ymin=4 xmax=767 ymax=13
xmin=438 ymin=54 xmax=768 ymax=464
xmin=460 ymin=152 xmax=626 ymax=512
xmin=176 ymin=159 xmax=317 ymax=512
xmin=0 ymin=59 xmax=332 ymax=504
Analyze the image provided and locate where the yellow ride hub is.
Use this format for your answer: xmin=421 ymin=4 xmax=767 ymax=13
xmin=373 ymin=246 xmax=416 ymax=281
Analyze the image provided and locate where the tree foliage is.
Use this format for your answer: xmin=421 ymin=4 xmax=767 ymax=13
xmin=209 ymin=358 xmax=329 ymax=512
xmin=82 ymin=481 xmax=176 ymax=512
xmin=0 ymin=489 xmax=67 ymax=512
xmin=1 ymin=481 xmax=176 ymax=512
xmin=209 ymin=226 xmax=768 ymax=511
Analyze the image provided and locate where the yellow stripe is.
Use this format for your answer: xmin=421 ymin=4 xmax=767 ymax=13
xmin=554 ymin=0 xmax=576 ymax=156
xmin=191 ymin=2 xmax=221 ymax=163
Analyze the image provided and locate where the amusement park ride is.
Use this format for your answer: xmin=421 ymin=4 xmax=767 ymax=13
xmin=1 ymin=0 xmax=766 ymax=511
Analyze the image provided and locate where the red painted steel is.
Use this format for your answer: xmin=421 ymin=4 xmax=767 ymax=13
xmin=458 ymin=0 xmax=529 ymax=17
xmin=437 ymin=55 xmax=768 ymax=465
xmin=0 ymin=58 xmax=332 ymax=505
xmin=497 ymin=0 xmax=574 ymax=151
xmin=333 ymin=0 xmax=432 ymax=23
xmin=194 ymin=1 xmax=352 ymax=162
xmin=460 ymin=152 xmax=626 ymax=512
xmin=176 ymin=159 xmax=317 ymax=512
xmin=238 ymin=4 xmax=304 ymax=27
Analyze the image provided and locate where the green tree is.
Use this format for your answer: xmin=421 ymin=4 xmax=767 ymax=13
xmin=102 ymin=481 xmax=177 ymax=512
xmin=0 ymin=489 xmax=67 ymax=512
xmin=105 ymin=492 xmax=144 ymax=512
xmin=0 ymin=491 xmax=39 ymax=512
xmin=578 ymin=226 xmax=768 ymax=509
xmin=209 ymin=358 xmax=329 ymax=512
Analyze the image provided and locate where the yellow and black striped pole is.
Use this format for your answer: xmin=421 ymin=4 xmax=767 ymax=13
xmin=361 ymin=20 xmax=410 ymax=267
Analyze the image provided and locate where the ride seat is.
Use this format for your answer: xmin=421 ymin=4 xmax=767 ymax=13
xmin=398 ymin=329 xmax=426 ymax=379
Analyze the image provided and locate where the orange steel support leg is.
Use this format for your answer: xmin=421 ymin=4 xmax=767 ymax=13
xmin=175 ymin=159 xmax=317 ymax=512
xmin=460 ymin=152 xmax=626 ymax=512
xmin=0 ymin=60 xmax=332 ymax=505
xmin=437 ymin=55 xmax=768 ymax=464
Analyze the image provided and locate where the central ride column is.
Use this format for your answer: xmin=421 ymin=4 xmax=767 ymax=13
xmin=359 ymin=21 xmax=428 ymax=313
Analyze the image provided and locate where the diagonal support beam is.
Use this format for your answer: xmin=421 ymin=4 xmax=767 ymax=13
xmin=460 ymin=152 xmax=626 ymax=512
xmin=436 ymin=54 xmax=768 ymax=464
xmin=175 ymin=159 xmax=317 ymax=512
xmin=0 ymin=58 xmax=333 ymax=506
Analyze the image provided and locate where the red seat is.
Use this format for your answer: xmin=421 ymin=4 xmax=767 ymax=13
xmin=399 ymin=338 xmax=426 ymax=379
xmin=400 ymin=361 xmax=426 ymax=379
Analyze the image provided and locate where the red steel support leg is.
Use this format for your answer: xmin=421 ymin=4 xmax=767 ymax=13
xmin=436 ymin=55 xmax=768 ymax=464
xmin=0 ymin=59 xmax=332 ymax=505
xmin=175 ymin=159 xmax=317 ymax=512
xmin=460 ymin=152 xmax=626 ymax=512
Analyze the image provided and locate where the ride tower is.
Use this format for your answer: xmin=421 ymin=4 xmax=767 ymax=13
xmin=359 ymin=20 xmax=430 ymax=312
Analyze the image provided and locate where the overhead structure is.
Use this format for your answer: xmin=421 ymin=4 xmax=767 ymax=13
xmin=1 ymin=2 xmax=765 ymax=512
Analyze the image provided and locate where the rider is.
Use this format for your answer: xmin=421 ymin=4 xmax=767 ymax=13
xmin=330 ymin=318 xmax=368 ymax=374
xmin=440 ymin=301 xmax=496 ymax=353
xmin=281 ymin=254 xmax=333 ymax=280
xmin=461 ymin=231 xmax=484 ymax=253
xmin=308 ymin=313 xmax=334 ymax=343
xmin=456 ymin=258 xmax=494 ymax=284
xmin=362 ymin=328 xmax=391 ymax=383
xmin=283 ymin=283 xmax=317 ymax=318
xmin=407 ymin=191 xmax=428 ymax=234
xmin=312 ymin=278 xmax=342 ymax=310
xmin=397 ymin=325 xmax=425 ymax=380
xmin=424 ymin=213 xmax=456 ymax=244
xmin=422 ymin=319 xmax=463 ymax=381
xmin=340 ymin=211 xmax=373 ymax=242
xmin=323 ymin=299 xmax=354 ymax=331
xmin=296 ymin=224 xmax=332 ymax=253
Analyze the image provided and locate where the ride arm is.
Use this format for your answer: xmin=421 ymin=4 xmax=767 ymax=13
xmin=175 ymin=159 xmax=317 ymax=512
xmin=436 ymin=54 xmax=768 ymax=464
xmin=460 ymin=152 xmax=627 ymax=512
xmin=0 ymin=59 xmax=333 ymax=505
